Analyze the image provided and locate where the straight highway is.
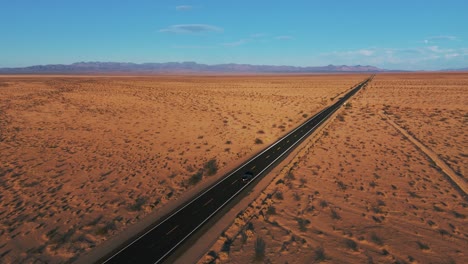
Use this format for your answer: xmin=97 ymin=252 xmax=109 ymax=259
xmin=101 ymin=75 xmax=374 ymax=263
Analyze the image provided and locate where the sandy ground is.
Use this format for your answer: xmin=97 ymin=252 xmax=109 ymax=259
xmin=199 ymin=73 xmax=467 ymax=264
xmin=0 ymin=74 xmax=366 ymax=263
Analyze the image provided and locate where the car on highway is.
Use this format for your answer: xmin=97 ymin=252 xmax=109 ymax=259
xmin=241 ymin=171 xmax=254 ymax=183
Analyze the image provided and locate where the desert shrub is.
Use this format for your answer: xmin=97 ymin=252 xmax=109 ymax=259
xmin=128 ymin=196 xmax=148 ymax=211
xmin=95 ymin=222 xmax=116 ymax=236
xmin=240 ymin=230 xmax=248 ymax=244
xmin=451 ymin=210 xmax=466 ymax=219
xmin=336 ymin=113 xmax=345 ymax=122
xmin=293 ymin=192 xmax=301 ymax=201
xmin=331 ymin=209 xmax=341 ymax=220
xmin=225 ymin=140 xmax=232 ymax=144
xmin=254 ymin=237 xmax=266 ymax=261
xmin=257 ymin=130 xmax=265 ymax=134
xmin=274 ymin=191 xmax=284 ymax=200
xmin=267 ymin=206 xmax=276 ymax=215
xmin=408 ymin=191 xmax=422 ymax=198
xmin=314 ymin=246 xmax=327 ymax=262
xmin=221 ymin=238 xmax=232 ymax=252
xmin=285 ymin=171 xmax=295 ymax=180
xmin=377 ymin=199 xmax=386 ymax=206
xmin=344 ymin=238 xmax=358 ymax=251
xmin=300 ymin=177 xmax=307 ymax=187
xmin=337 ymin=180 xmax=347 ymax=190
xmin=296 ymin=217 xmax=310 ymax=232
xmin=416 ymin=241 xmax=430 ymax=250
xmin=255 ymin=138 xmax=264 ymax=144
xmin=438 ymin=228 xmax=450 ymax=236
xmin=188 ymin=171 xmax=203 ymax=185
xmin=320 ymin=200 xmax=328 ymax=208
xmin=87 ymin=215 xmax=103 ymax=226
xmin=204 ymin=158 xmax=218 ymax=176
xmin=372 ymin=206 xmax=383 ymax=214
xmin=370 ymin=232 xmax=383 ymax=246
xmin=48 ymin=228 xmax=76 ymax=245
xmin=302 ymin=113 xmax=308 ymax=118
xmin=207 ymin=250 xmax=218 ymax=260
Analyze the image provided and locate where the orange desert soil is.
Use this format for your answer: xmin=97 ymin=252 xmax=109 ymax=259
xmin=199 ymin=73 xmax=467 ymax=264
xmin=0 ymin=74 xmax=366 ymax=263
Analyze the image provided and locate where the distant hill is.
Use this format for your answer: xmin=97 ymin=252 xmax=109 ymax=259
xmin=441 ymin=67 xmax=468 ymax=72
xmin=0 ymin=62 xmax=387 ymax=74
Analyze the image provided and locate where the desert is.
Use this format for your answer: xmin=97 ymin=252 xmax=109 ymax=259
xmin=0 ymin=74 xmax=367 ymax=263
xmin=199 ymin=72 xmax=467 ymax=264
xmin=2 ymin=1 xmax=467 ymax=263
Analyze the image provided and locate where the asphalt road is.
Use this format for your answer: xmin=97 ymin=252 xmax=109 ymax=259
xmin=101 ymin=75 xmax=374 ymax=264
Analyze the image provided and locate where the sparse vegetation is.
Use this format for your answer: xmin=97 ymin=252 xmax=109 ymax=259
xmin=320 ymin=200 xmax=328 ymax=208
xmin=336 ymin=113 xmax=345 ymax=122
xmin=254 ymin=237 xmax=266 ymax=261
xmin=296 ymin=217 xmax=310 ymax=231
xmin=188 ymin=171 xmax=203 ymax=185
xmin=416 ymin=241 xmax=430 ymax=250
xmin=203 ymin=158 xmax=218 ymax=176
xmin=255 ymin=138 xmax=264 ymax=144
xmin=95 ymin=222 xmax=116 ymax=236
xmin=221 ymin=238 xmax=232 ymax=252
xmin=274 ymin=191 xmax=284 ymax=200
xmin=293 ymin=192 xmax=301 ymax=201
xmin=344 ymin=238 xmax=359 ymax=251
xmin=330 ymin=209 xmax=341 ymax=220
xmin=128 ymin=196 xmax=148 ymax=211
xmin=266 ymin=206 xmax=276 ymax=215
xmin=314 ymin=246 xmax=327 ymax=262
xmin=370 ymin=232 xmax=384 ymax=246
xmin=4 ymin=73 xmax=467 ymax=263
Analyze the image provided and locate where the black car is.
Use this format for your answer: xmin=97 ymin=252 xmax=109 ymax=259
xmin=241 ymin=171 xmax=254 ymax=183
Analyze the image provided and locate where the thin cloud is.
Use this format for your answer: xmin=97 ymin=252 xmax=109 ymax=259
xmin=222 ymin=39 xmax=248 ymax=47
xmin=176 ymin=5 xmax=192 ymax=11
xmin=317 ymin=46 xmax=468 ymax=70
xmin=159 ymin=24 xmax=223 ymax=34
xmin=275 ymin=35 xmax=294 ymax=40
xmin=172 ymin=45 xmax=216 ymax=49
xmin=423 ymin=35 xmax=457 ymax=44
xmin=251 ymin=33 xmax=267 ymax=38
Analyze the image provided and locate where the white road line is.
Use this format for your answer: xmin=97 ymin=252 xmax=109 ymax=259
xmin=166 ymin=225 xmax=179 ymax=235
xmin=148 ymin=77 xmax=372 ymax=264
xmin=203 ymin=198 xmax=213 ymax=207
xmin=103 ymin=77 xmax=371 ymax=264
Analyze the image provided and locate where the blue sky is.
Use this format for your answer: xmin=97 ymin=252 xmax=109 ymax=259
xmin=1 ymin=0 xmax=467 ymax=70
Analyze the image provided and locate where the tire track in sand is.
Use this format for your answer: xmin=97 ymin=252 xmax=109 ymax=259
xmin=380 ymin=111 xmax=467 ymax=198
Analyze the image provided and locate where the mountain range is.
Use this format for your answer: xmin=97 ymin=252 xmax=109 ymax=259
xmin=0 ymin=62 xmax=387 ymax=74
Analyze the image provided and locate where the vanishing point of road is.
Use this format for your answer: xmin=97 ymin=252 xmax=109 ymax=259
xmin=101 ymin=75 xmax=375 ymax=263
